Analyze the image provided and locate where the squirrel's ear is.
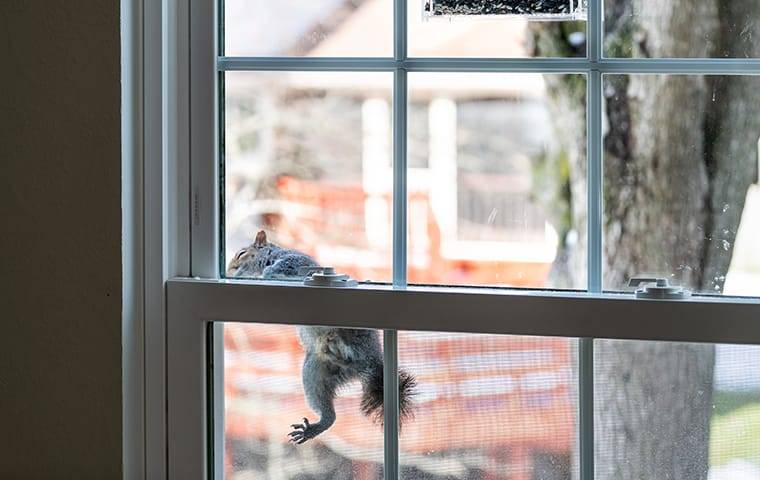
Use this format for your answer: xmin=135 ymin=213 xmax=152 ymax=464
xmin=253 ymin=230 xmax=268 ymax=248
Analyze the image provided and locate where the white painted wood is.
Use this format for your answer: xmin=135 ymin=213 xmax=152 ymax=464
xmin=190 ymin=0 xmax=219 ymax=278
xmin=121 ymin=0 xmax=145 ymax=477
xmin=168 ymin=279 xmax=760 ymax=345
xmin=217 ymin=57 xmax=760 ymax=74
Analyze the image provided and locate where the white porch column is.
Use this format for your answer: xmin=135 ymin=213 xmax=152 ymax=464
xmin=724 ymin=137 xmax=760 ymax=295
xmin=362 ymin=98 xmax=392 ymax=249
xmin=429 ymin=97 xmax=458 ymax=242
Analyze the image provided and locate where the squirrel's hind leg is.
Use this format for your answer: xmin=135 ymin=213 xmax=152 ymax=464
xmin=289 ymin=352 xmax=340 ymax=444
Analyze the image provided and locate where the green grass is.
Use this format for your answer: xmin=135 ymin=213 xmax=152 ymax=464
xmin=713 ymin=391 xmax=760 ymax=417
xmin=710 ymin=401 xmax=760 ymax=467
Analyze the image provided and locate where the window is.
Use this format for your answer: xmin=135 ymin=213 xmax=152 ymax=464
xmin=162 ymin=0 xmax=760 ymax=479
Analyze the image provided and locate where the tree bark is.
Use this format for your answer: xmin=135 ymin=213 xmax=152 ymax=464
xmin=594 ymin=341 xmax=715 ymax=480
xmin=532 ymin=0 xmax=760 ymax=478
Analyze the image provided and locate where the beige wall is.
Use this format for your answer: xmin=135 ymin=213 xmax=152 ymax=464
xmin=0 ymin=1 xmax=122 ymax=478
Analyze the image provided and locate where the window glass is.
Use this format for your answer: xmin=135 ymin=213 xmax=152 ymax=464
xmin=596 ymin=340 xmax=760 ymax=479
xmin=604 ymin=0 xmax=760 ymax=58
xmin=399 ymin=332 xmax=578 ymax=480
xmin=224 ymin=0 xmax=393 ymax=57
xmin=224 ymin=323 xmax=384 ymax=478
xmin=409 ymin=1 xmax=586 ymax=58
xmin=224 ymin=71 xmax=393 ymax=283
xmin=602 ymin=75 xmax=760 ymax=296
xmin=407 ymin=73 xmax=587 ymax=289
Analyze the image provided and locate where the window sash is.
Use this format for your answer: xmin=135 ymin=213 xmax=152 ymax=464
xmin=166 ymin=279 xmax=760 ymax=480
xmin=173 ymin=0 xmax=760 ymax=479
xmin=204 ymin=0 xmax=760 ymax=291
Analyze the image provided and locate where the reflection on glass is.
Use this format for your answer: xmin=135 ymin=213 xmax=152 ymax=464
xmin=604 ymin=0 xmax=760 ymax=58
xmin=224 ymin=0 xmax=393 ymax=57
xmin=408 ymin=73 xmax=587 ymax=289
xmin=409 ymin=1 xmax=586 ymax=58
xmin=602 ymin=75 xmax=760 ymax=296
xmin=595 ymin=340 xmax=760 ymax=480
xmin=224 ymin=71 xmax=393 ymax=283
xmin=224 ymin=323 xmax=385 ymax=479
xmin=399 ymin=332 xmax=577 ymax=480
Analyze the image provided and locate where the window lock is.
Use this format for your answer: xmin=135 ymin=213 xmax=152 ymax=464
xmin=628 ymin=277 xmax=691 ymax=300
xmin=299 ymin=266 xmax=358 ymax=288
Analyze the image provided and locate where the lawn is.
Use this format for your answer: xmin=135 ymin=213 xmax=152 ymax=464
xmin=710 ymin=401 xmax=760 ymax=467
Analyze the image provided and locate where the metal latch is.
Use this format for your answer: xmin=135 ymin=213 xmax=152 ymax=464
xmin=628 ymin=277 xmax=691 ymax=300
xmin=299 ymin=266 xmax=358 ymax=288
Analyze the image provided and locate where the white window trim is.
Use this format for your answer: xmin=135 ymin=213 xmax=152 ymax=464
xmin=122 ymin=0 xmax=191 ymax=478
xmin=121 ymin=0 xmax=144 ymax=476
xmin=122 ymin=0 xmax=760 ymax=479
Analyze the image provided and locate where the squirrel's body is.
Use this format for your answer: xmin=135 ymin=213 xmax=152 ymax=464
xmin=226 ymin=232 xmax=319 ymax=278
xmin=228 ymin=231 xmax=416 ymax=443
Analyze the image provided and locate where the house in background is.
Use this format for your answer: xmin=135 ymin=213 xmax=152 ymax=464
xmin=724 ymin=145 xmax=760 ymax=296
xmin=225 ymin=0 xmax=562 ymax=287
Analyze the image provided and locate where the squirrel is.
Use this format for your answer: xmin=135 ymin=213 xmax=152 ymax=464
xmin=227 ymin=230 xmax=417 ymax=444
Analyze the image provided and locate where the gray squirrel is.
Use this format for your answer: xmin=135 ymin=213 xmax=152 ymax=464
xmin=227 ymin=231 xmax=416 ymax=444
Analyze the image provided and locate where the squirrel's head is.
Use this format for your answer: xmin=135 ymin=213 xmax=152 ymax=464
xmin=226 ymin=230 xmax=270 ymax=277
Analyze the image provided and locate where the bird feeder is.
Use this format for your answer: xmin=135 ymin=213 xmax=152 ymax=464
xmin=423 ymin=0 xmax=587 ymax=20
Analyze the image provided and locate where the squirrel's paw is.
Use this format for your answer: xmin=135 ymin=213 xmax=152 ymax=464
xmin=288 ymin=417 xmax=319 ymax=445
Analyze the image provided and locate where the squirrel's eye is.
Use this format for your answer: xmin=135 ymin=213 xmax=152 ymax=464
xmin=235 ymin=250 xmax=247 ymax=260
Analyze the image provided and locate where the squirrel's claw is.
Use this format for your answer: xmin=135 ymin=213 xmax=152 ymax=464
xmin=288 ymin=418 xmax=315 ymax=444
xmin=290 ymin=417 xmax=310 ymax=430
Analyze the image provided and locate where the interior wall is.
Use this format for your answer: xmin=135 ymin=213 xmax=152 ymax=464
xmin=0 ymin=1 xmax=122 ymax=478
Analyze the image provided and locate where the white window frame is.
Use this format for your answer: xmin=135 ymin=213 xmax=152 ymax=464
xmin=122 ymin=0 xmax=760 ymax=479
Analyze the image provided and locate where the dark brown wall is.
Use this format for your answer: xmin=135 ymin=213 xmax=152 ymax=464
xmin=0 ymin=1 xmax=122 ymax=478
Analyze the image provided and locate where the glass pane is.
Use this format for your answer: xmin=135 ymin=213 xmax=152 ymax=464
xmin=409 ymin=1 xmax=586 ymax=58
xmin=223 ymin=323 xmax=385 ymax=479
xmin=604 ymin=0 xmax=760 ymax=58
xmin=596 ymin=340 xmax=760 ymax=479
xmin=407 ymin=73 xmax=587 ymax=289
xmin=399 ymin=332 xmax=578 ymax=480
xmin=602 ymin=74 xmax=760 ymax=296
xmin=224 ymin=72 xmax=393 ymax=283
xmin=224 ymin=0 xmax=393 ymax=57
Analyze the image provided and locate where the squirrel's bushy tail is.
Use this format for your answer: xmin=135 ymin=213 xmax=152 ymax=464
xmin=361 ymin=363 xmax=417 ymax=427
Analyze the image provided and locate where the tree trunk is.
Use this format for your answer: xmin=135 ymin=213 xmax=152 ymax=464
xmin=594 ymin=341 xmax=715 ymax=480
xmin=532 ymin=0 xmax=760 ymax=478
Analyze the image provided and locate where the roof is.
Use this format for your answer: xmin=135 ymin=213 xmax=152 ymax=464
xmin=308 ymin=0 xmax=532 ymax=58
xmin=300 ymin=0 xmax=546 ymax=99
